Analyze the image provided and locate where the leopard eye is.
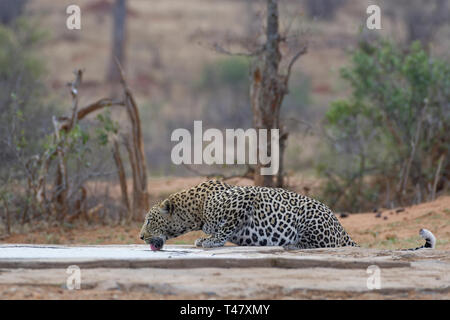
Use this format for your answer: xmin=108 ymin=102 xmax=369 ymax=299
xmin=146 ymin=219 xmax=150 ymax=226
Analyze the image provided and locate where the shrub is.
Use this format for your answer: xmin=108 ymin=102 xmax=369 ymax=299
xmin=319 ymin=40 xmax=449 ymax=212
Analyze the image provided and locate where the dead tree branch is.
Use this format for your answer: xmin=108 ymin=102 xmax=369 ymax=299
xmin=26 ymin=68 xmax=139 ymax=224
xmin=285 ymin=45 xmax=308 ymax=83
xmin=112 ymin=136 xmax=130 ymax=220
xmin=212 ymin=42 xmax=265 ymax=57
xmin=58 ymin=98 xmax=125 ymax=132
xmin=115 ymin=58 xmax=149 ymax=221
xmin=431 ymin=154 xmax=445 ymax=201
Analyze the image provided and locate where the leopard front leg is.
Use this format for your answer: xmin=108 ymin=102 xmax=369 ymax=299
xmin=195 ymin=233 xmax=231 ymax=248
xmin=194 ymin=228 xmax=233 ymax=248
xmin=199 ymin=215 xmax=241 ymax=248
xmin=195 ymin=235 xmax=224 ymax=248
xmin=200 ymin=234 xmax=228 ymax=248
xmin=194 ymin=237 xmax=208 ymax=247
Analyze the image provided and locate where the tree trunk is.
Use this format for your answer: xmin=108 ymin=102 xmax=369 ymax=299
xmin=115 ymin=61 xmax=150 ymax=221
xmin=112 ymin=138 xmax=130 ymax=221
xmin=52 ymin=116 xmax=69 ymax=220
xmin=251 ymin=0 xmax=284 ymax=187
xmin=107 ymin=0 xmax=127 ymax=82
xmin=2 ymin=196 xmax=11 ymax=235
xmin=276 ymin=130 xmax=288 ymax=187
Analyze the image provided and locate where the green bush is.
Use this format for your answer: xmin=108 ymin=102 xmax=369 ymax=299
xmin=195 ymin=56 xmax=252 ymax=129
xmin=198 ymin=56 xmax=249 ymax=90
xmin=0 ymin=19 xmax=52 ymax=168
xmin=318 ymin=40 xmax=449 ymax=212
xmin=0 ymin=19 xmax=57 ymax=230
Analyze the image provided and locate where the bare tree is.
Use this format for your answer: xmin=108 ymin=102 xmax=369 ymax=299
xmin=26 ymin=67 xmax=149 ymax=224
xmin=107 ymin=0 xmax=127 ymax=82
xmin=116 ymin=62 xmax=150 ymax=221
xmin=212 ymin=0 xmax=307 ymax=187
xmin=112 ymin=137 xmax=130 ymax=220
xmin=250 ymin=0 xmax=307 ymax=187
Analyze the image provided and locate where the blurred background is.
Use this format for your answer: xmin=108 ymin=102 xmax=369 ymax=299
xmin=0 ymin=0 xmax=448 ymax=246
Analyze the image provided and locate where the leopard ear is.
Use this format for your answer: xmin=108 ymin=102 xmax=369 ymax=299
xmin=159 ymin=199 xmax=173 ymax=215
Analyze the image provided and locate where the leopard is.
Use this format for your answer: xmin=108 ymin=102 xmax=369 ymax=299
xmin=139 ymin=180 xmax=436 ymax=251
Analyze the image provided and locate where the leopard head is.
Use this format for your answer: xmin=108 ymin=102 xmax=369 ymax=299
xmin=139 ymin=197 xmax=200 ymax=251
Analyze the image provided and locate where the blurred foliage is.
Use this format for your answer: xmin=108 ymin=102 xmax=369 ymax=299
xmin=0 ymin=19 xmax=55 ymax=231
xmin=195 ymin=56 xmax=251 ymax=129
xmin=0 ymin=20 xmax=122 ymax=231
xmin=96 ymin=110 xmax=119 ymax=146
xmin=197 ymin=56 xmax=249 ymax=90
xmin=282 ymin=72 xmax=311 ymax=117
xmin=0 ymin=19 xmax=53 ymax=177
xmin=318 ymin=40 xmax=450 ymax=212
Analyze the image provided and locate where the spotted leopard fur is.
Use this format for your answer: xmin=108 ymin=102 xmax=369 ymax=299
xmin=139 ymin=180 xmax=435 ymax=250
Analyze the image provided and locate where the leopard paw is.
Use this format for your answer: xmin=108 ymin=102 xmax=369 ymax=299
xmin=201 ymin=238 xmax=225 ymax=248
xmin=194 ymin=238 xmax=206 ymax=247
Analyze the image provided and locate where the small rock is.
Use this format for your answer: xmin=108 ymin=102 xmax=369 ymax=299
xmin=375 ymin=212 xmax=382 ymax=218
xmin=340 ymin=213 xmax=349 ymax=218
xmin=383 ymin=216 xmax=388 ymax=220
xmin=395 ymin=208 xmax=405 ymax=213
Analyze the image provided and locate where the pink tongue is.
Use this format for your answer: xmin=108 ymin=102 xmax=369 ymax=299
xmin=150 ymin=244 xmax=160 ymax=251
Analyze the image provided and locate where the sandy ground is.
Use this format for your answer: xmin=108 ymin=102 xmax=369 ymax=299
xmin=341 ymin=195 xmax=450 ymax=250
